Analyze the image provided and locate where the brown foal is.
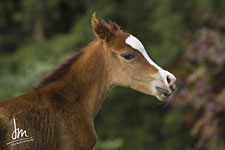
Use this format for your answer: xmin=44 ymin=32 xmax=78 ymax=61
xmin=0 ymin=13 xmax=176 ymax=150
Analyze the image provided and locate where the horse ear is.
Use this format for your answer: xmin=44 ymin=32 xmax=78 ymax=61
xmin=92 ymin=12 xmax=113 ymax=42
xmin=109 ymin=20 xmax=120 ymax=32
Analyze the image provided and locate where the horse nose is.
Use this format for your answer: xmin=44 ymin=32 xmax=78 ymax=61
xmin=166 ymin=75 xmax=176 ymax=92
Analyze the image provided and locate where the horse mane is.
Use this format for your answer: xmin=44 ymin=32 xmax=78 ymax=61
xmin=36 ymin=49 xmax=84 ymax=88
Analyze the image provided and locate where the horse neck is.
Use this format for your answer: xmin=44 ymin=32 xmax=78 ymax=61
xmin=42 ymin=40 xmax=112 ymax=119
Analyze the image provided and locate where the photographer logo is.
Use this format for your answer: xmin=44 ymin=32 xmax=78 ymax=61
xmin=6 ymin=118 xmax=34 ymax=146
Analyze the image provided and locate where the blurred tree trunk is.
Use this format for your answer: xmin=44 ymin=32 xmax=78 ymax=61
xmin=34 ymin=17 xmax=45 ymax=42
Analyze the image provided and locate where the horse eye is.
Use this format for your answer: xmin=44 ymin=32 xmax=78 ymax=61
xmin=122 ymin=54 xmax=135 ymax=60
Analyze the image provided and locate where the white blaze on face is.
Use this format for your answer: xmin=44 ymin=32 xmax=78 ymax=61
xmin=125 ymin=34 xmax=176 ymax=88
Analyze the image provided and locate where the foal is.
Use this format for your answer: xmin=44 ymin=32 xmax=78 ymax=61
xmin=0 ymin=13 xmax=176 ymax=150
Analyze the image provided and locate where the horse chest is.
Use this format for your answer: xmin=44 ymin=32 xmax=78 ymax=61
xmin=60 ymin=118 xmax=97 ymax=150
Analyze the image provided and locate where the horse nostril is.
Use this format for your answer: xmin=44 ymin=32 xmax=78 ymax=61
xmin=167 ymin=75 xmax=176 ymax=91
xmin=166 ymin=75 xmax=171 ymax=84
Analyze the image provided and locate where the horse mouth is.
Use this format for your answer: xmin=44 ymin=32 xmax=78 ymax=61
xmin=155 ymin=87 xmax=171 ymax=97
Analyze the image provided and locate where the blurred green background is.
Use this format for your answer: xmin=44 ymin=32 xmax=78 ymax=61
xmin=0 ymin=0 xmax=225 ymax=149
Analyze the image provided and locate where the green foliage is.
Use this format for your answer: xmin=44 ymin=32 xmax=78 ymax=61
xmin=95 ymin=137 xmax=123 ymax=150
xmin=0 ymin=0 xmax=225 ymax=149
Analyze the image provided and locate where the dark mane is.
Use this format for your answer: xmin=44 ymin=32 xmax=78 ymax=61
xmin=36 ymin=50 xmax=84 ymax=88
